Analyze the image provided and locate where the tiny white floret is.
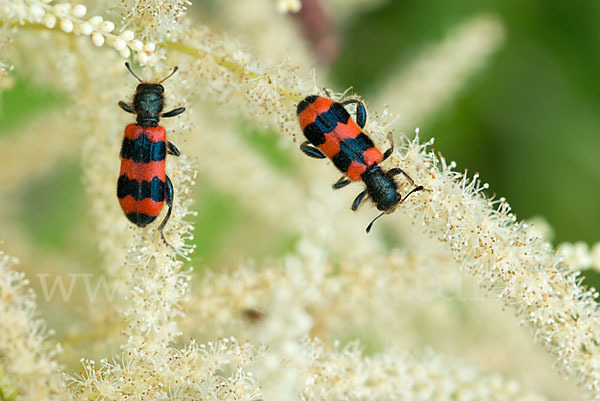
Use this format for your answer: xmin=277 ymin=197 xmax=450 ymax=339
xmin=130 ymin=40 xmax=144 ymax=52
xmin=91 ymin=32 xmax=105 ymax=47
xmin=29 ymin=4 xmax=46 ymax=21
xmin=53 ymin=3 xmax=71 ymax=17
xmin=119 ymin=47 xmax=131 ymax=58
xmin=136 ymin=51 xmax=149 ymax=65
xmin=79 ymin=22 xmax=93 ymax=35
xmin=143 ymin=42 xmax=156 ymax=52
xmin=42 ymin=13 xmax=56 ymax=28
xmin=100 ymin=20 xmax=115 ymax=33
xmin=88 ymin=15 xmax=103 ymax=25
xmin=120 ymin=30 xmax=135 ymax=41
xmin=72 ymin=4 xmax=87 ymax=18
xmin=60 ymin=18 xmax=73 ymax=33
xmin=113 ymin=38 xmax=127 ymax=51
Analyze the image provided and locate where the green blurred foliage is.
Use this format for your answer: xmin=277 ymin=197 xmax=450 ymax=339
xmin=188 ymin=178 xmax=300 ymax=267
xmin=0 ymin=80 xmax=88 ymax=254
xmin=0 ymin=76 xmax=63 ymax=136
xmin=17 ymin=159 xmax=88 ymax=250
xmin=189 ymin=181 xmax=249 ymax=264
xmin=331 ymin=0 xmax=600 ymax=243
xmin=337 ymin=331 xmax=383 ymax=356
xmin=240 ymin=123 xmax=297 ymax=173
xmin=580 ymin=269 xmax=600 ymax=294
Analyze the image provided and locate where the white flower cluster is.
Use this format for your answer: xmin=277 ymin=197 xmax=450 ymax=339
xmin=66 ymin=338 xmax=262 ymax=400
xmin=301 ymin=339 xmax=548 ymax=401
xmin=120 ymin=0 xmax=192 ymax=41
xmin=0 ymin=34 xmax=13 ymax=88
xmin=558 ymin=241 xmax=600 ymax=271
xmin=0 ymin=0 xmax=157 ymax=64
xmin=186 ymin=241 xmax=433 ymax=339
xmin=390 ymin=135 xmax=600 ymax=399
xmin=0 ymin=251 xmax=61 ymax=401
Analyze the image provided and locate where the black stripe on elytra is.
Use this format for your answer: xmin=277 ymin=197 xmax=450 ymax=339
xmin=303 ymin=102 xmax=351 ymax=145
xmin=117 ymin=174 xmax=165 ymax=202
xmin=332 ymin=150 xmax=352 ymax=173
xmin=342 ymin=133 xmax=375 ymax=155
xmin=296 ymin=95 xmax=319 ymax=115
xmin=126 ymin=212 xmax=157 ymax=227
xmin=327 ymin=133 xmax=374 ymax=169
xmin=330 ymin=133 xmax=375 ymax=173
xmin=120 ymin=135 xmax=166 ymax=163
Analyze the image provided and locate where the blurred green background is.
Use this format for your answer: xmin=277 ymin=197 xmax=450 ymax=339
xmin=1 ymin=0 xmax=599 ymax=268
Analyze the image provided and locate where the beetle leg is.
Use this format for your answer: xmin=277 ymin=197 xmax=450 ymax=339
xmin=162 ymin=107 xmax=186 ymax=118
xmin=300 ymin=141 xmax=326 ymax=159
xmin=382 ymin=147 xmax=393 ymax=161
xmin=341 ymin=99 xmax=367 ymax=129
xmin=332 ymin=176 xmax=352 ymax=189
xmin=382 ymin=133 xmax=395 ymax=161
xmin=388 ymin=167 xmax=430 ymax=195
xmin=388 ymin=168 xmax=416 ymax=186
xmin=351 ymin=190 xmax=368 ymax=211
xmin=167 ymin=141 xmax=180 ymax=156
xmin=119 ymin=101 xmax=134 ymax=114
xmin=158 ymin=176 xmax=174 ymax=248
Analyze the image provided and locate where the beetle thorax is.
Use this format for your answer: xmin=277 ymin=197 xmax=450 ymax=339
xmin=133 ymin=83 xmax=165 ymax=127
xmin=362 ymin=165 xmax=401 ymax=212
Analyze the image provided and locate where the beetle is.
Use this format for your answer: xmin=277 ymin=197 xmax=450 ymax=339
xmin=117 ymin=62 xmax=185 ymax=246
xmin=297 ymin=95 xmax=424 ymax=232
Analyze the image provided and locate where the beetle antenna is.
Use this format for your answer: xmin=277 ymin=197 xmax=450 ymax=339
xmin=366 ymin=212 xmax=385 ymax=233
xmin=124 ymin=62 xmax=142 ymax=82
xmin=401 ymin=185 xmax=426 ymax=203
xmin=160 ymin=66 xmax=179 ymax=83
